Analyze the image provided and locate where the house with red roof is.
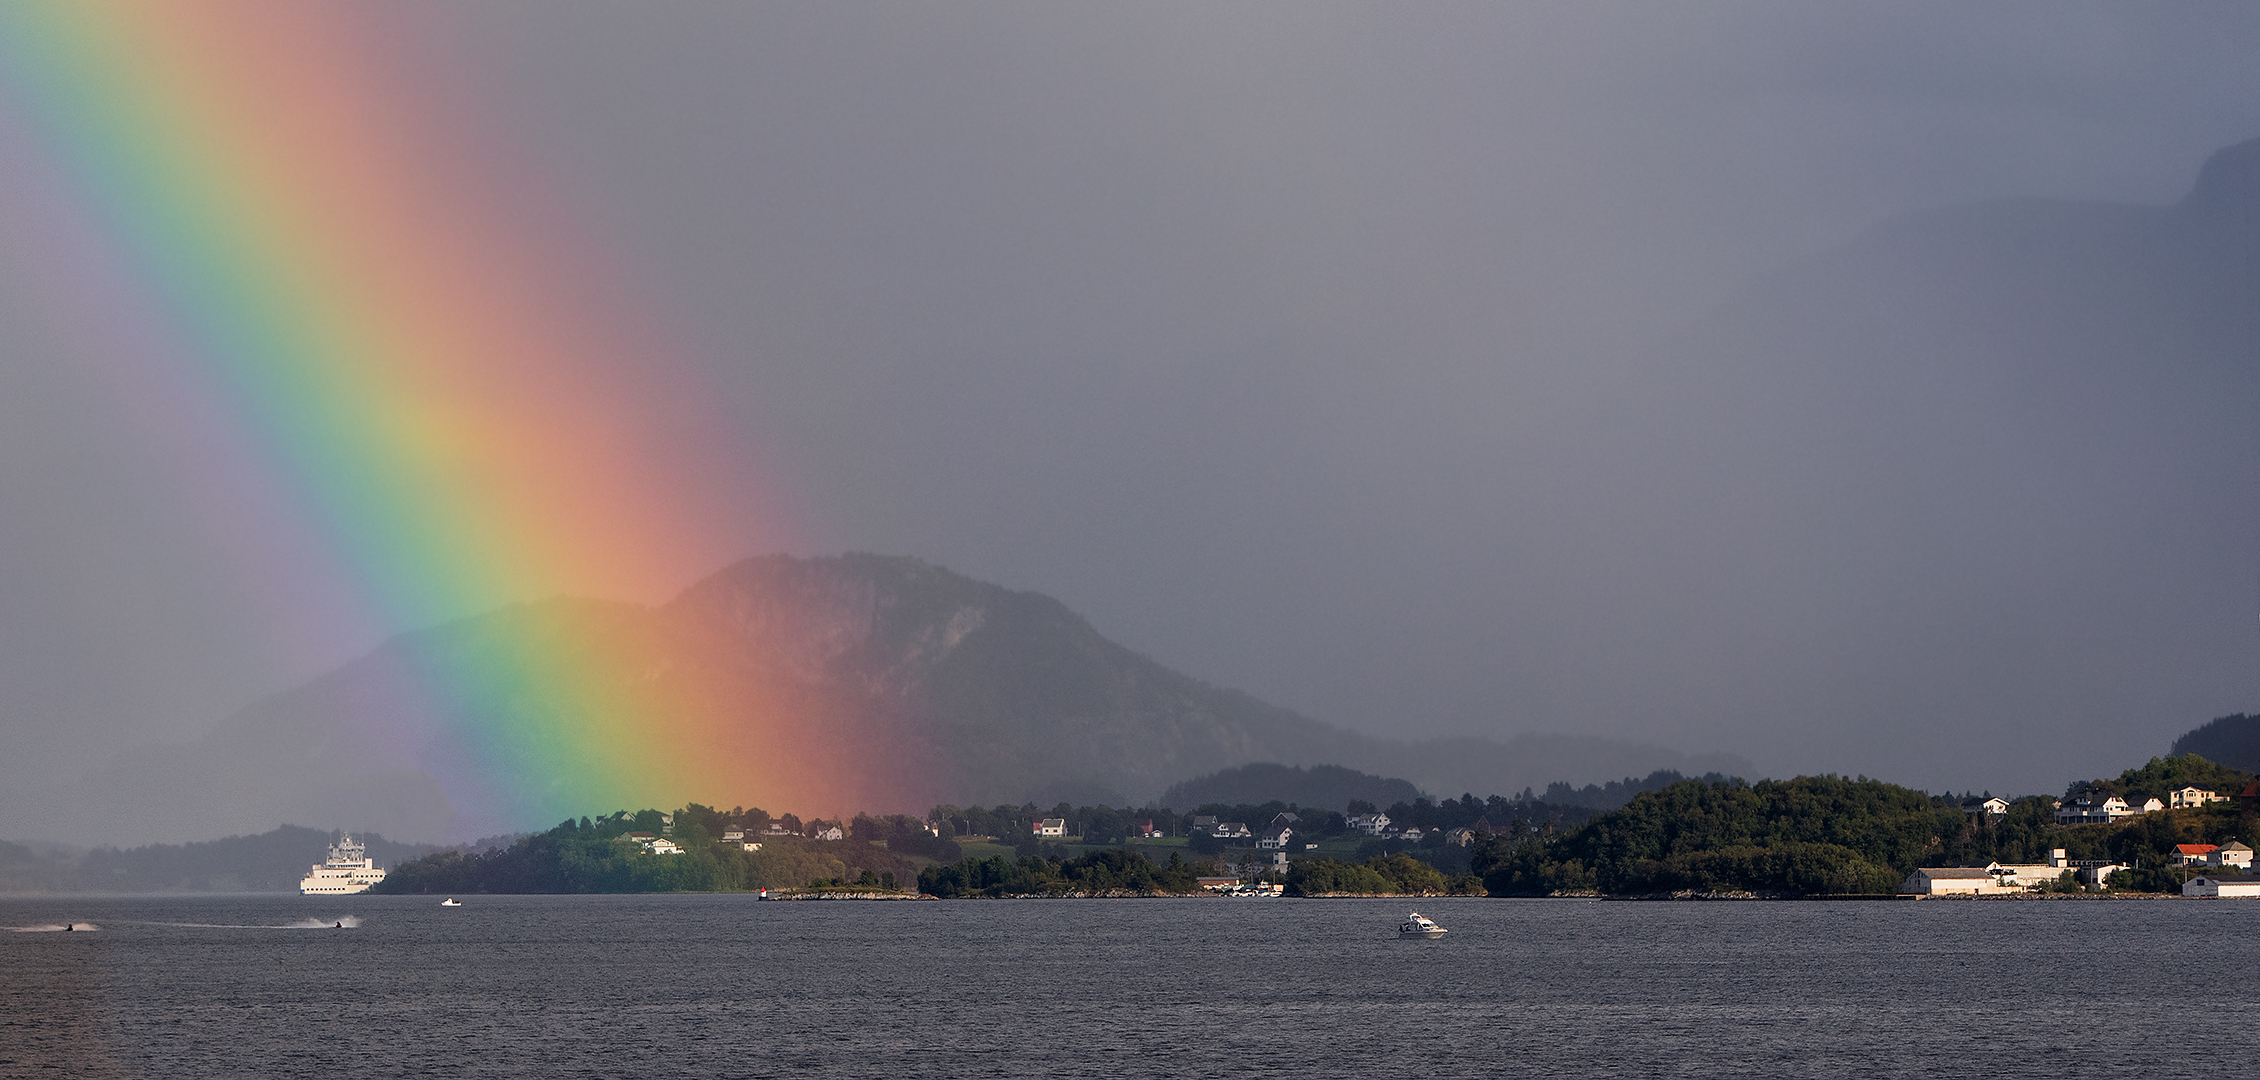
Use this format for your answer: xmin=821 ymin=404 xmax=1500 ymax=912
xmin=2177 ymin=843 xmax=2221 ymax=866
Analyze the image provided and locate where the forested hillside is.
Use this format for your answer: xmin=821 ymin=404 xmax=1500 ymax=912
xmin=1475 ymin=756 xmax=2260 ymax=896
xmin=2169 ymin=714 xmax=2260 ymax=775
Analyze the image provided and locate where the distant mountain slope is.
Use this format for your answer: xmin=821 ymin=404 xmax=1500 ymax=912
xmin=1159 ymin=763 xmax=1425 ymax=812
xmin=0 ymin=826 xmax=443 ymax=894
xmin=2170 ymin=714 xmax=2260 ymax=774
xmin=1562 ymin=137 xmax=2260 ymax=785
xmin=47 ymin=554 xmax=1744 ymax=843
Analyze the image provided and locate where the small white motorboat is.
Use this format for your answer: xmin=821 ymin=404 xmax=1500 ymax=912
xmin=439 ymin=898 xmax=462 ymax=907
xmin=1397 ymin=911 xmax=1448 ymax=938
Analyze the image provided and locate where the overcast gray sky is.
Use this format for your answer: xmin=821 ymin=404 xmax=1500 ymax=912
xmin=2 ymin=1 xmax=2256 ymax=812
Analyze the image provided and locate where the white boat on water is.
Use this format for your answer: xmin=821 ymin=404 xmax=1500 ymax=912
xmin=439 ymin=898 xmax=462 ymax=907
xmin=299 ymin=835 xmax=386 ymax=895
xmin=1397 ymin=911 xmax=1448 ymax=938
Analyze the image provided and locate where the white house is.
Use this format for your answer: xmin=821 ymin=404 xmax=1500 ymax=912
xmin=1901 ymin=867 xmax=2003 ymax=895
xmin=739 ymin=841 xmax=763 ymax=852
xmin=2054 ymin=795 xmax=2133 ymax=825
xmin=641 ymin=838 xmax=683 ymax=855
xmin=2211 ymin=841 xmax=2253 ymax=869
xmin=1346 ymin=813 xmax=1392 ymax=836
xmin=1444 ymin=827 xmax=1476 ymax=847
xmin=722 ymin=830 xmax=746 ymax=842
xmin=1257 ymin=825 xmax=1294 ymax=850
xmin=2182 ymin=873 xmax=2260 ymax=898
xmin=1990 ymin=863 xmax=2064 ymax=888
xmin=811 ymin=824 xmax=845 ymax=841
xmin=1211 ymin=821 xmax=1253 ymax=840
xmin=1994 ymin=849 xmax=2118 ymax=888
xmin=1961 ymin=797 xmax=2011 ymax=817
xmin=2171 ymin=786 xmax=2227 ymax=810
xmin=1033 ymin=818 xmax=1067 ymax=837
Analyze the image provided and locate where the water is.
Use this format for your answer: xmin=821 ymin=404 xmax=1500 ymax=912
xmin=4 ymin=894 xmax=2251 ymax=1078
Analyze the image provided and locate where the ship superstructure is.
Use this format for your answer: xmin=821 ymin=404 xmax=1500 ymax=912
xmin=299 ymin=834 xmax=386 ymax=895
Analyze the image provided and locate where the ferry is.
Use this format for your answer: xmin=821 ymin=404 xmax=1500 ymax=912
xmin=299 ymin=835 xmax=386 ymax=895
xmin=1397 ymin=911 xmax=1448 ymax=938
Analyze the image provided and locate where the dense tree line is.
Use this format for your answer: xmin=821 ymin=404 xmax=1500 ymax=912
xmin=2067 ymin=754 xmax=2253 ymax=804
xmin=1538 ymin=770 xmax=1738 ymax=811
xmin=917 ymin=849 xmax=1217 ymax=897
xmin=1284 ymin=854 xmax=1478 ymax=896
xmin=1471 ymin=758 xmax=2260 ymax=897
xmin=373 ymin=813 xmax=920 ymax=894
xmin=1471 ymin=776 xmax=1934 ymax=896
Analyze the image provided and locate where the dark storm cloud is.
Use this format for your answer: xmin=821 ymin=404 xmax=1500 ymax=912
xmin=3 ymin=2 xmax=2256 ymax=829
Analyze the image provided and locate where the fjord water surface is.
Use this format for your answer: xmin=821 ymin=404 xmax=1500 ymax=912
xmin=2 ymin=894 xmax=2246 ymax=1078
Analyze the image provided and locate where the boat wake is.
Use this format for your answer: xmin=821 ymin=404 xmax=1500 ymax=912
xmin=123 ymin=916 xmax=362 ymax=930
xmin=6 ymin=922 xmax=99 ymax=932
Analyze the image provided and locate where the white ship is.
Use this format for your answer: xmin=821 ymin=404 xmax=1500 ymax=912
xmin=299 ymin=834 xmax=386 ymax=895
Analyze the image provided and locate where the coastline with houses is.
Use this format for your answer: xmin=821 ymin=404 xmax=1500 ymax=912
xmin=1903 ymin=781 xmax=2260 ymax=898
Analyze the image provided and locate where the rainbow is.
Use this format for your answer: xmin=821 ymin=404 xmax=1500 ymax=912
xmin=0 ymin=3 xmax=833 ymax=834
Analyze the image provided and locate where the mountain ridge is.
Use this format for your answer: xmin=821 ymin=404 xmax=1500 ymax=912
xmin=34 ymin=553 xmax=1745 ymax=844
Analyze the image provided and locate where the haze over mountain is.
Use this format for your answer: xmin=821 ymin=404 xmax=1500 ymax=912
xmin=3 ymin=6 xmax=2255 ymax=844
xmin=18 ymin=137 xmax=2260 ymax=846
xmin=1496 ymin=136 xmax=2260 ymax=785
xmin=27 ymin=555 xmax=1746 ymax=845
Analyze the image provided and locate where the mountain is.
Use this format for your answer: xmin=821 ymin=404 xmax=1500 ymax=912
xmin=1555 ymin=137 xmax=2260 ymax=787
xmin=1158 ymin=763 xmax=1425 ymax=812
xmin=40 ymin=553 xmax=1745 ymax=844
xmin=2169 ymin=714 xmax=2260 ymax=775
xmin=0 ymin=826 xmax=444 ymax=894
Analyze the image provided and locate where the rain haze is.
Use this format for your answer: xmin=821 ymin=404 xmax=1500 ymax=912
xmin=1 ymin=2 xmax=2255 ymax=842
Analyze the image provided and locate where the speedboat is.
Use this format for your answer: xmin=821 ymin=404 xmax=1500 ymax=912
xmin=1397 ymin=911 xmax=1448 ymax=938
xmin=439 ymin=898 xmax=462 ymax=907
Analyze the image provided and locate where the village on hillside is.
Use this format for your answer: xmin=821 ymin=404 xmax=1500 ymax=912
xmin=1901 ymin=782 xmax=2260 ymax=898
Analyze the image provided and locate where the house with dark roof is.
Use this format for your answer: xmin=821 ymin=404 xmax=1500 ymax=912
xmin=2054 ymin=794 xmax=2133 ymax=824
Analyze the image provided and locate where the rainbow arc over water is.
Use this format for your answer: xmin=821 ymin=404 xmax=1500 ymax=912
xmin=0 ymin=4 xmax=829 ymax=831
